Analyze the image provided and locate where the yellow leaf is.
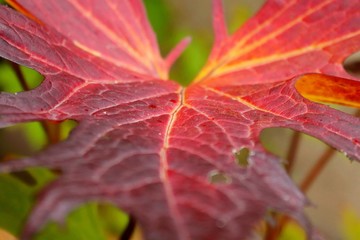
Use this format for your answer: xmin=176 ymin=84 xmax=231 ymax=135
xmin=342 ymin=207 xmax=360 ymax=240
xmin=0 ymin=229 xmax=16 ymax=240
xmin=278 ymin=220 xmax=306 ymax=240
xmin=296 ymin=74 xmax=360 ymax=107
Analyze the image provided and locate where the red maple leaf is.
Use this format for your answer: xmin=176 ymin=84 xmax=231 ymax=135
xmin=0 ymin=0 xmax=360 ymax=239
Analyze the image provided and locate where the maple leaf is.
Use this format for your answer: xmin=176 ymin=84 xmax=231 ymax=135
xmin=0 ymin=0 xmax=359 ymax=239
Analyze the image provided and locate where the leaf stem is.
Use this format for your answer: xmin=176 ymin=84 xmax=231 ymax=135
xmin=263 ymin=131 xmax=304 ymax=239
xmin=300 ymin=148 xmax=335 ymax=192
xmin=120 ymin=215 xmax=136 ymax=240
xmin=355 ymin=109 xmax=360 ymax=117
xmin=9 ymin=62 xmax=61 ymax=145
xmin=264 ymin=215 xmax=288 ymax=240
xmin=41 ymin=121 xmax=61 ymax=145
xmin=300 ymin=109 xmax=360 ymax=193
xmin=285 ymin=131 xmax=301 ymax=174
xmin=10 ymin=62 xmax=30 ymax=91
xmin=265 ymin=109 xmax=360 ymax=238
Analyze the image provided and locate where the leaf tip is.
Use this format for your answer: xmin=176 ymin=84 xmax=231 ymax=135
xmin=295 ymin=74 xmax=360 ymax=108
xmin=165 ymin=36 xmax=192 ymax=69
xmin=212 ymin=0 xmax=228 ymax=45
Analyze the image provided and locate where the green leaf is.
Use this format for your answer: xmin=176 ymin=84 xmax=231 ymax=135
xmin=98 ymin=204 xmax=129 ymax=237
xmin=0 ymin=174 xmax=33 ymax=235
xmin=35 ymin=202 xmax=131 ymax=240
xmin=35 ymin=203 xmax=108 ymax=240
xmin=0 ymin=168 xmax=55 ymax=235
xmin=0 ymin=168 xmax=129 ymax=239
xmin=0 ymin=62 xmax=42 ymax=93
xmin=0 ymin=169 xmax=54 ymax=235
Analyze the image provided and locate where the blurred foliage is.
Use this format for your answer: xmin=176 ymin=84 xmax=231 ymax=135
xmin=0 ymin=61 xmax=47 ymax=154
xmin=0 ymin=168 xmax=56 ymax=235
xmin=35 ymin=203 xmax=129 ymax=240
xmin=0 ymin=61 xmax=43 ymax=92
xmin=144 ymin=0 xmax=210 ymax=85
xmin=342 ymin=207 xmax=360 ymax=240
xmin=278 ymin=221 xmax=306 ymax=240
xmin=0 ymin=48 xmax=125 ymax=240
xmin=227 ymin=4 xmax=253 ymax=34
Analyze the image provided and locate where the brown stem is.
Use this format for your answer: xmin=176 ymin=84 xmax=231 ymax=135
xmin=10 ymin=62 xmax=30 ymax=91
xmin=300 ymin=109 xmax=360 ymax=193
xmin=40 ymin=121 xmax=61 ymax=145
xmin=120 ymin=215 xmax=136 ymax=240
xmin=264 ymin=215 xmax=289 ymax=240
xmin=277 ymin=109 xmax=360 ymax=237
xmin=267 ymin=147 xmax=334 ymax=238
xmin=355 ymin=109 xmax=360 ymax=117
xmin=264 ymin=226 xmax=276 ymax=240
xmin=265 ymin=109 xmax=360 ymax=239
xmin=270 ymin=151 xmax=343 ymax=237
xmin=9 ymin=61 xmax=61 ymax=145
xmin=300 ymin=148 xmax=335 ymax=193
xmin=285 ymin=131 xmax=301 ymax=174
xmin=264 ymin=132 xmax=302 ymax=239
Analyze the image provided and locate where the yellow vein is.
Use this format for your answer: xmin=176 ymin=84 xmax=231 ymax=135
xmin=67 ymin=0 xmax=149 ymax=69
xmin=159 ymin=87 xmax=189 ymax=240
xmin=223 ymin=0 xmax=333 ymax=64
xmin=196 ymin=0 xmax=334 ymax=82
xmin=107 ymin=0 xmax=154 ymax=61
xmin=214 ymin=29 xmax=360 ymax=76
xmin=203 ymin=86 xmax=295 ymax=119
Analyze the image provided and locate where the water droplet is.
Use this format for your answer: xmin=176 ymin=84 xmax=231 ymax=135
xmin=216 ymin=220 xmax=225 ymax=228
xmin=264 ymin=210 xmax=276 ymax=226
xmin=339 ymin=149 xmax=357 ymax=161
